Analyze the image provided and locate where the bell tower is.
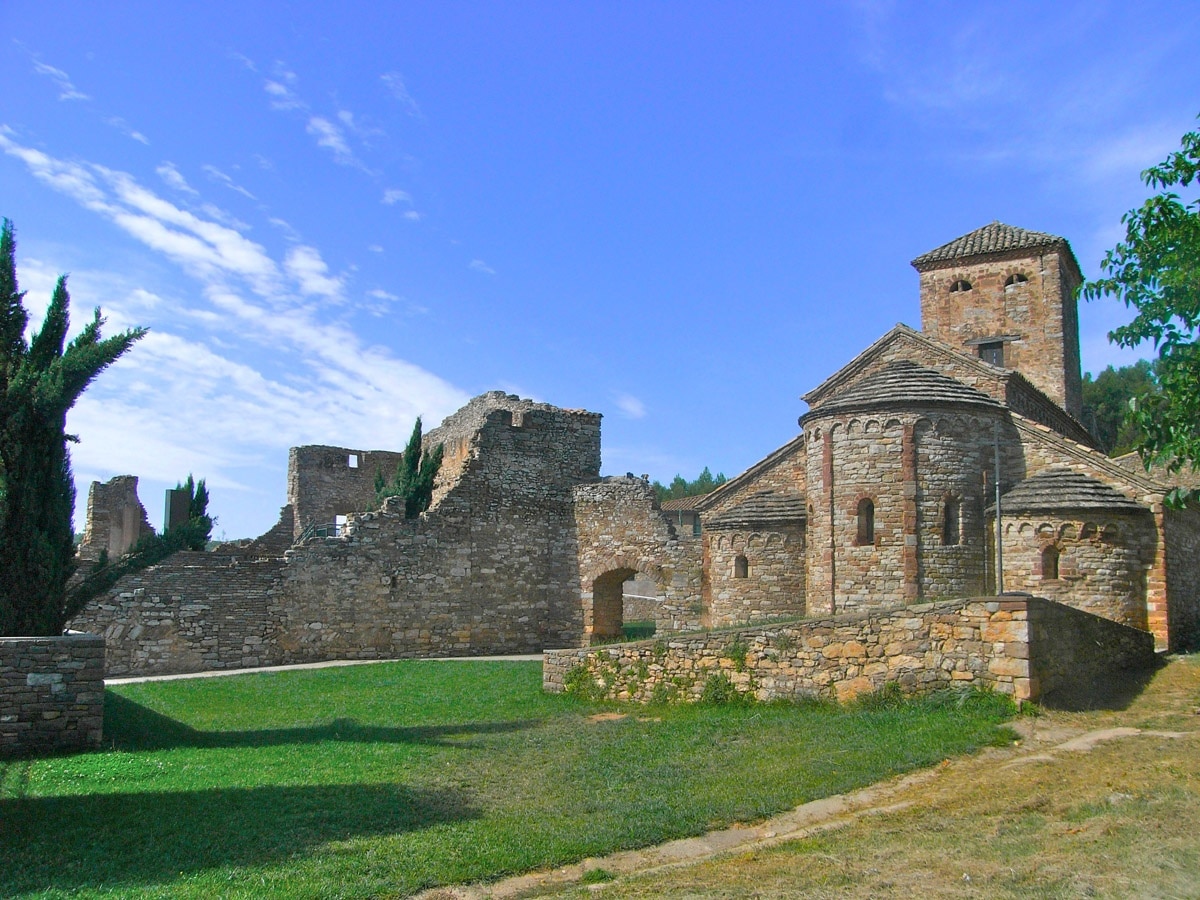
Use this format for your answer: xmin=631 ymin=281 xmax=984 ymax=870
xmin=911 ymin=222 xmax=1083 ymax=419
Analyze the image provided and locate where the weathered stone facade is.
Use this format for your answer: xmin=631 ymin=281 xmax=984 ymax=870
xmin=0 ymin=634 xmax=105 ymax=757
xmin=77 ymin=475 xmax=154 ymax=562
xmin=543 ymin=596 xmax=1156 ymax=707
xmin=70 ymin=222 xmax=1200 ymax=677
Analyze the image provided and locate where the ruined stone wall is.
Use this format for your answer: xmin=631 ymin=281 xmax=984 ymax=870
xmin=918 ymin=247 xmax=1082 ymax=417
xmin=1 ymin=634 xmax=104 ymax=757
xmin=573 ymin=476 xmax=703 ymax=638
xmin=544 ymin=596 xmax=1155 ymax=707
xmin=77 ymin=475 xmax=154 ymax=562
xmin=1163 ymin=507 xmax=1200 ymax=651
xmin=69 ymin=553 xmax=284 ymax=676
xmin=287 ymin=446 xmax=405 ymax=539
xmin=706 ymin=524 xmax=806 ymax=626
xmin=269 ymin=401 xmax=604 ymax=662
xmin=999 ymin=510 xmax=1156 ymax=632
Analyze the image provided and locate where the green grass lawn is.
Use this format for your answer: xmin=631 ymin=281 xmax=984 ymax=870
xmin=0 ymin=661 xmax=1016 ymax=899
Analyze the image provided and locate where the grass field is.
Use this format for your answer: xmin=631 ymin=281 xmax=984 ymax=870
xmin=0 ymin=660 xmax=1015 ymax=898
xmin=532 ymin=654 xmax=1200 ymax=899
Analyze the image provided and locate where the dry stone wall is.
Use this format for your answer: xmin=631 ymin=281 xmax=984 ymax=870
xmin=544 ymin=596 xmax=1155 ymax=707
xmin=1 ymin=634 xmax=104 ymax=757
xmin=69 ymin=553 xmax=284 ymax=676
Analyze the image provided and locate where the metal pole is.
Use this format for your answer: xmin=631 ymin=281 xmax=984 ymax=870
xmin=994 ymin=424 xmax=1003 ymax=595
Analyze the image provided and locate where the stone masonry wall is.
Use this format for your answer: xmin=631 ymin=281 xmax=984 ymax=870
xmin=269 ymin=400 xmax=604 ymax=663
xmin=69 ymin=554 xmax=284 ymax=677
xmin=1025 ymin=598 xmax=1157 ymax=705
xmin=573 ymin=477 xmax=703 ymax=638
xmin=1000 ymin=510 xmax=1157 ymax=632
xmin=1163 ymin=507 xmax=1200 ymax=652
xmin=706 ymin=523 xmax=806 ymax=626
xmin=287 ymin=446 xmax=405 ymax=540
xmin=544 ymin=596 xmax=1156 ymax=707
xmin=1 ymin=634 xmax=104 ymax=757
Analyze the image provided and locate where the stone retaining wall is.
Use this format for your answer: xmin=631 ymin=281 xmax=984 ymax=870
xmin=1 ymin=633 xmax=104 ymax=757
xmin=543 ymin=596 xmax=1155 ymax=706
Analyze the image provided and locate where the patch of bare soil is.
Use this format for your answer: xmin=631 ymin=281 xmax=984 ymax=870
xmin=423 ymin=655 xmax=1200 ymax=899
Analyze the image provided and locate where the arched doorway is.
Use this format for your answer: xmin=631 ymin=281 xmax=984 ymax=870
xmin=587 ymin=568 xmax=636 ymax=644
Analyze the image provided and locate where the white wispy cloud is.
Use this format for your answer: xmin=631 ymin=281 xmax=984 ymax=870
xmin=156 ymin=162 xmax=197 ymax=195
xmin=614 ymin=393 xmax=647 ymax=420
xmin=284 ymin=245 xmax=345 ymax=302
xmin=382 ymin=188 xmax=411 ymax=205
xmin=381 ymin=72 xmax=421 ymax=116
xmin=306 ymin=116 xmax=351 ymax=159
xmin=106 ymin=117 xmax=149 ymax=145
xmin=469 ymin=259 xmax=496 ymax=275
xmin=403 ymin=210 xmax=422 ymax=222
xmin=31 ymin=60 xmax=89 ymax=101
xmin=201 ymin=164 xmax=256 ymax=200
xmin=3 ymin=132 xmax=469 ymax=531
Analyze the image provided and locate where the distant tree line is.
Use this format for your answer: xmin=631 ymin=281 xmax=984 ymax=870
xmin=1080 ymin=360 xmax=1158 ymax=457
xmin=652 ymin=467 xmax=727 ymax=503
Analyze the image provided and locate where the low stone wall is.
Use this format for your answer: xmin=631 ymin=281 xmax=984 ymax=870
xmin=1 ymin=633 xmax=105 ymax=757
xmin=1027 ymin=599 xmax=1157 ymax=704
xmin=544 ymin=596 xmax=1156 ymax=706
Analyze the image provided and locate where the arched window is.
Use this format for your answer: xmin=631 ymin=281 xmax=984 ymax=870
xmin=856 ymin=498 xmax=875 ymax=546
xmin=1041 ymin=545 xmax=1060 ymax=580
xmin=733 ymin=554 xmax=749 ymax=579
xmin=949 ymin=279 xmax=973 ymax=293
xmin=942 ymin=497 xmax=961 ymax=546
xmin=1004 ymin=273 xmax=1029 ymax=290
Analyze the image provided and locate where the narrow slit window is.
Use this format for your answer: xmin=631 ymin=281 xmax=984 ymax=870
xmin=856 ymin=498 xmax=875 ymax=546
xmin=1041 ymin=545 xmax=1060 ymax=580
xmin=733 ymin=554 xmax=749 ymax=579
xmin=942 ymin=497 xmax=961 ymax=546
xmin=347 ymin=454 xmax=359 ymax=468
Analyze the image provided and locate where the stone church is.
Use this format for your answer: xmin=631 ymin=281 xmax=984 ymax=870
xmin=72 ymin=222 xmax=1200 ymax=676
xmin=695 ymin=222 xmax=1199 ymax=652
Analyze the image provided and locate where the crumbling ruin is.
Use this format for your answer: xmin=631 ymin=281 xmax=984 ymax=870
xmin=72 ymin=223 xmax=1200 ymax=678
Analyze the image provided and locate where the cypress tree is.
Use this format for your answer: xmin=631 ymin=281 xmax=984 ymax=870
xmin=0 ymin=220 xmax=145 ymax=636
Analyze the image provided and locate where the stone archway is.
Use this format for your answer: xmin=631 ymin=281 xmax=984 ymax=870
xmin=586 ymin=567 xmax=638 ymax=644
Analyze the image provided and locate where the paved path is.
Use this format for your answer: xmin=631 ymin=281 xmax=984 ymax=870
xmin=105 ymin=654 xmax=544 ymax=685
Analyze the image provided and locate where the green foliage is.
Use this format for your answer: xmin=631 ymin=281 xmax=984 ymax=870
xmin=1083 ymin=117 xmax=1200 ymax=504
xmin=0 ymin=220 xmax=145 ymax=636
xmin=724 ymin=639 xmax=750 ymax=672
xmin=1081 ymin=361 xmax=1158 ymax=456
xmin=173 ymin=474 xmax=214 ymax=551
xmin=700 ymin=671 xmax=750 ymax=705
xmin=563 ymin=662 xmax=609 ymax=701
xmin=580 ymin=868 xmax=616 ymax=884
xmin=621 ymin=619 xmax=656 ymax=640
xmin=652 ymin=466 xmax=727 ymax=503
xmin=851 ymin=680 xmax=906 ymax=711
xmin=773 ymin=633 xmax=796 ymax=655
xmin=374 ymin=417 xmax=444 ymax=517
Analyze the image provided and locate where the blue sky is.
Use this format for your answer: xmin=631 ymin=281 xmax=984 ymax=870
xmin=2 ymin=1 xmax=1198 ymax=539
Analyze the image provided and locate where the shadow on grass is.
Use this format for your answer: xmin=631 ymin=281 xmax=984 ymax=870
xmin=0 ymin=780 xmax=478 ymax=895
xmin=105 ymin=692 xmax=539 ymax=751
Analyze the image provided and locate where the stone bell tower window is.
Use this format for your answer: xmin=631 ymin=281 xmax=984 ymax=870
xmin=1004 ymin=273 xmax=1029 ymax=290
xmin=949 ymin=279 xmax=972 ymax=292
xmin=978 ymin=341 xmax=1005 ymax=367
